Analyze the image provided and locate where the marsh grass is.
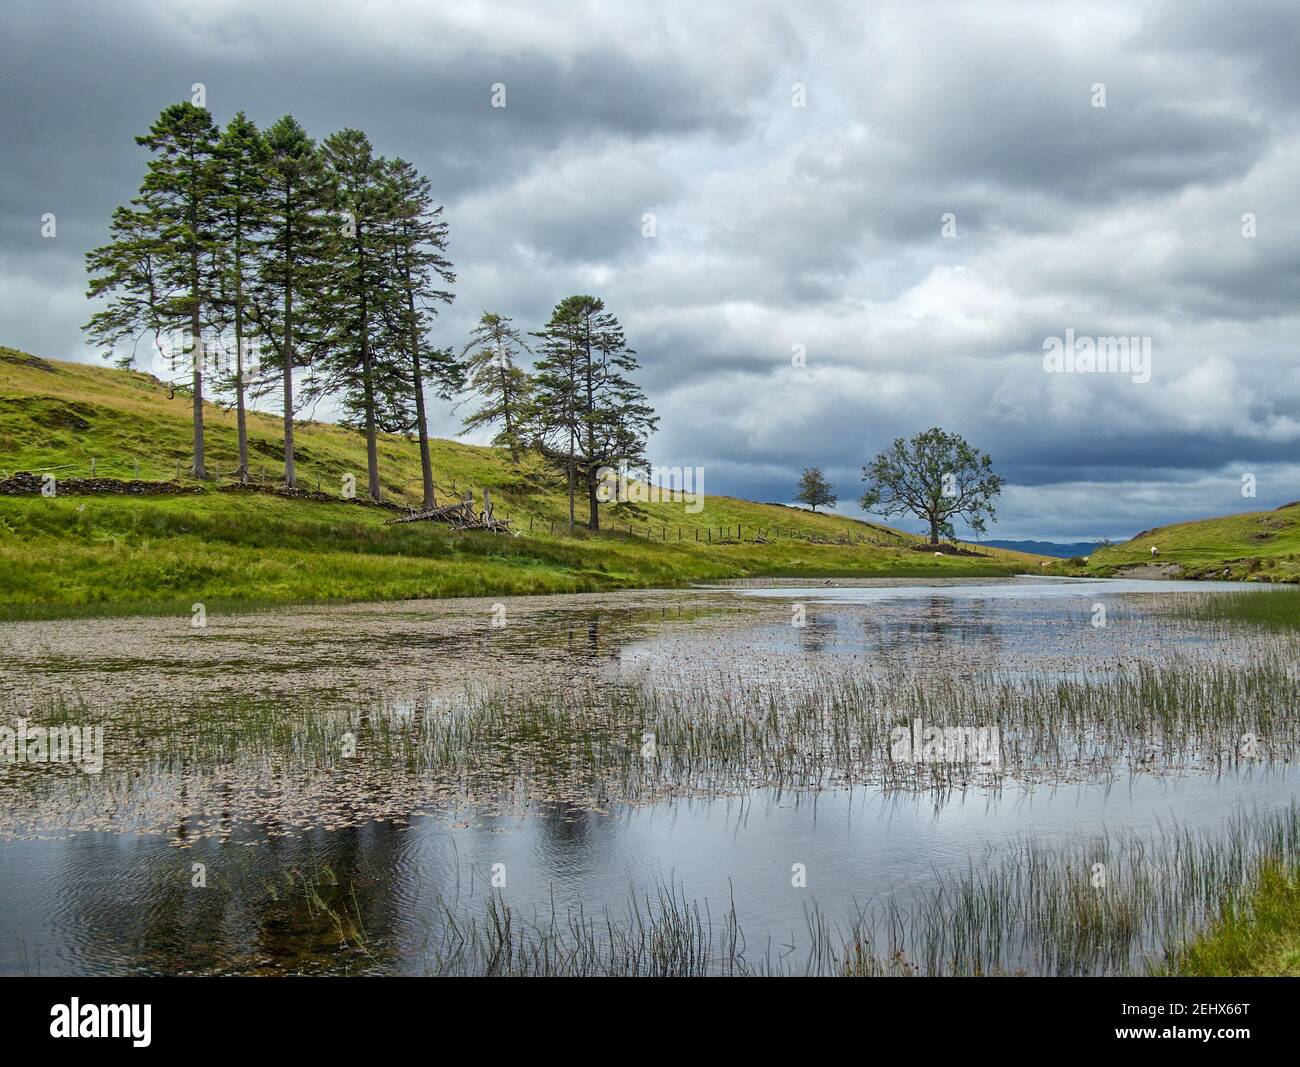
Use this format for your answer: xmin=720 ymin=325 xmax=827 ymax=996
xmin=8 ymin=642 xmax=1300 ymax=839
xmin=369 ymin=804 xmax=1300 ymax=975
xmin=289 ymin=864 xmax=372 ymax=957
xmin=1170 ymin=586 xmax=1300 ymax=632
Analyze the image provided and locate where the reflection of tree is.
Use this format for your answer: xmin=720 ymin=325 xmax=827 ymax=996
xmin=247 ymin=819 xmax=412 ymax=974
xmin=797 ymin=612 xmax=831 ymax=653
xmin=538 ymin=798 xmax=596 ymax=855
xmin=33 ymin=816 xmax=418 ymax=975
xmin=565 ymin=616 xmax=602 ymax=658
xmin=875 ymin=598 xmax=1004 ymax=657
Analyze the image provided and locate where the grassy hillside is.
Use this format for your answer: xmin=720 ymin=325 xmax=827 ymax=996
xmin=0 ymin=346 xmax=1040 ymax=619
xmin=1078 ymin=503 xmax=1300 ymax=583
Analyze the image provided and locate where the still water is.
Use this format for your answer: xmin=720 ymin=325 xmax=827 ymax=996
xmin=0 ymin=577 xmax=1294 ymax=974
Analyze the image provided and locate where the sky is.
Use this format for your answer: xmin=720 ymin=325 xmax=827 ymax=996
xmin=2 ymin=0 xmax=1298 ymax=541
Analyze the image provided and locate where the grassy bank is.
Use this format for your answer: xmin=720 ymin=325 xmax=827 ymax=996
xmin=0 ymin=347 xmax=1034 ymax=619
xmin=1165 ymin=865 xmax=1300 ymax=977
xmin=1155 ymin=586 xmax=1300 ymax=974
xmin=1077 ymin=505 xmax=1300 ymax=582
xmin=0 ymin=490 xmax=1028 ymax=620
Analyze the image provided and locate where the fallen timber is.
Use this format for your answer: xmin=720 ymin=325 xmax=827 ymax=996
xmin=385 ymin=489 xmax=515 ymax=533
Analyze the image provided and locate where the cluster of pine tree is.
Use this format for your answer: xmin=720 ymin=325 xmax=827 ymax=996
xmin=85 ymin=103 xmax=657 ymax=528
xmin=460 ymin=299 xmax=658 ymax=531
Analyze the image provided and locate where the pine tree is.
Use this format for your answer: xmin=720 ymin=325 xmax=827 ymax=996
xmin=532 ymin=295 xmax=657 ymax=531
xmin=308 ymin=129 xmax=401 ymax=502
xmin=85 ymin=102 xmax=220 ymax=478
xmin=530 ymin=301 xmax=584 ymax=531
xmin=250 ymin=115 xmax=333 ymax=488
xmin=210 ymin=111 xmax=269 ymax=480
xmin=383 ymin=158 xmax=458 ymax=508
xmin=458 ymin=313 xmax=533 ymax=464
xmin=84 ymin=204 xmax=169 ymax=366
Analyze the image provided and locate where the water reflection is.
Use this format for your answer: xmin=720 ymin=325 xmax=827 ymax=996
xmin=1 ymin=578 xmax=1295 ymax=975
xmin=4 ymin=768 xmax=1296 ymax=975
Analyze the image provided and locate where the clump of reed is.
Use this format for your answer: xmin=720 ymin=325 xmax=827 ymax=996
xmin=6 ymin=644 xmax=1300 ymax=838
xmin=406 ymin=803 xmax=1300 ymax=976
xmin=1170 ymin=586 xmax=1300 ymax=632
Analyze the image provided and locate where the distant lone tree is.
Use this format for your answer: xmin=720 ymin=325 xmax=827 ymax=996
xmin=860 ymin=427 xmax=1004 ymax=545
xmin=795 ymin=467 xmax=836 ymax=512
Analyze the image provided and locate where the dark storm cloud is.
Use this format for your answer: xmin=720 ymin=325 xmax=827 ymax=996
xmin=2 ymin=0 xmax=1298 ymax=541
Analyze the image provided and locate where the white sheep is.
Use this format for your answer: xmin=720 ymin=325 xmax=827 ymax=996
xmin=1150 ymin=545 xmax=1159 ymax=558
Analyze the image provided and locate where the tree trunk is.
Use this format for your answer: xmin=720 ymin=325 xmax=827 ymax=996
xmin=587 ymin=461 xmax=600 ymax=530
xmin=583 ymin=322 xmax=598 ymax=531
xmin=413 ymin=377 xmax=435 ymax=508
xmin=235 ymin=361 xmax=248 ymax=480
xmin=282 ymin=209 xmax=297 ymax=487
xmin=234 ymin=259 xmax=248 ymax=481
xmin=190 ymin=290 xmax=205 ymax=479
xmin=498 ymin=354 xmax=519 ymax=464
xmin=360 ymin=233 xmax=380 ymax=503
xmin=406 ymin=281 xmax=435 ymax=509
xmin=363 ymin=351 xmax=380 ymax=502
xmin=282 ymin=358 xmax=296 ymax=487
xmin=282 ymin=288 xmax=296 ymax=487
xmin=929 ymin=515 xmax=940 ymax=544
xmin=567 ymin=428 xmax=575 ymax=533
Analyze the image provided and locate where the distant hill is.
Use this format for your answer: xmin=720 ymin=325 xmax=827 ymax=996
xmin=984 ymin=539 xmax=1109 ymax=558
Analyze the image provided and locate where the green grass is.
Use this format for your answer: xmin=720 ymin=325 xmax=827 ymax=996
xmin=1066 ymin=504 xmax=1300 ymax=583
xmin=0 ymin=346 xmax=1037 ymax=618
xmin=1165 ymin=864 xmax=1300 ymax=976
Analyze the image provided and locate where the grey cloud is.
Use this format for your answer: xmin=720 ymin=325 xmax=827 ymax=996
xmin=2 ymin=0 xmax=1299 ymax=541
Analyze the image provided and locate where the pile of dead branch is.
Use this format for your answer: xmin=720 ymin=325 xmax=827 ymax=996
xmin=387 ymin=488 xmax=514 ymax=533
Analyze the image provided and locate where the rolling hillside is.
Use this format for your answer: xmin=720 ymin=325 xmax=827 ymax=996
xmin=1082 ymin=505 xmax=1300 ymax=583
xmin=0 ymin=346 xmax=1041 ymax=618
